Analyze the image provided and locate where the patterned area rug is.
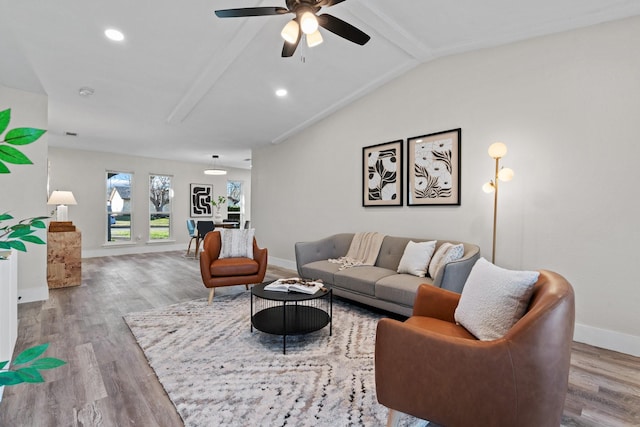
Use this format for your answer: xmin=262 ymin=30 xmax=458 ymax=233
xmin=124 ymin=292 xmax=428 ymax=426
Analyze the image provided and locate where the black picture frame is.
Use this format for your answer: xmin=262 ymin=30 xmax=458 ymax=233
xmin=362 ymin=140 xmax=403 ymax=207
xmin=407 ymin=128 xmax=461 ymax=206
xmin=190 ymin=183 xmax=213 ymax=217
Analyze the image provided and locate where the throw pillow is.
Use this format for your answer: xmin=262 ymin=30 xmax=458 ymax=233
xmin=396 ymin=240 xmax=437 ymax=278
xmin=428 ymin=243 xmax=464 ymax=278
xmin=219 ymin=228 xmax=255 ymax=259
xmin=454 ymin=257 xmax=540 ymax=341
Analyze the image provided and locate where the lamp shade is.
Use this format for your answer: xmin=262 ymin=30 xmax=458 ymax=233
xmin=482 ymin=182 xmax=495 ymax=193
xmin=281 ymin=20 xmax=299 ymax=43
xmin=47 ymin=190 xmax=77 ymax=205
xmin=204 ymin=155 xmax=227 ymax=175
xmin=488 ymin=142 xmax=507 ymax=159
xmin=498 ymin=167 xmax=515 ymax=182
xmin=300 ymin=11 xmax=318 ymax=34
xmin=204 ymin=168 xmax=227 ymax=176
xmin=306 ymin=29 xmax=323 ymax=47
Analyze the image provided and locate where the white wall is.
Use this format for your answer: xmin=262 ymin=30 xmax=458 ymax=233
xmin=48 ymin=147 xmax=251 ymax=257
xmin=252 ymin=17 xmax=640 ymax=356
xmin=0 ymin=85 xmax=48 ymax=303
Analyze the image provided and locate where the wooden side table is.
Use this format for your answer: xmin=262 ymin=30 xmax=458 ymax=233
xmin=47 ymin=230 xmax=82 ymax=288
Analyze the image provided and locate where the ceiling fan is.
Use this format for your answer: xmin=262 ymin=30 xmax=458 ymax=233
xmin=214 ymin=0 xmax=371 ymax=57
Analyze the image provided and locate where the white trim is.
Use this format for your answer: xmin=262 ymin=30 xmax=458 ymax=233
xmin=18 ymin=285 xmax=49 ymax=304
xmin=574 ymin=323 xmax=640 ymax=357
xmin=83 ymin=243 xmax=186 ymax=258
xmin=268 ymin=258 xmax=640 ymax=357
xmin=267 ymin=256 xmax=297 ymax=273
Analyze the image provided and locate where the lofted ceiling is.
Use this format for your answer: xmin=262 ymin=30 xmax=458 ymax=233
xmin=2 ymin=0 xmax=640 ymax=170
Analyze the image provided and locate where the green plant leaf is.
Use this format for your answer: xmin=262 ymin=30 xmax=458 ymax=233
xmin=7 ymin=240 xmax=26 ymax=251
xmin=30 ymin=220 xmax=46 ymax=229
xmin=4 ymin=128 xmax=46 ymax=146
xmin=13 ymin=343 xmax=49 ymax=365
xmin=30 ymin=357 xmax=66 ymax=370
xmin=0 ymin=242 xmax=12 ymax=250
xmin=20 ymin=235 xmax=45 ymax=245
xmin=0 ymin=360 xmax=8 ymax=369
xmin=0 ymin=109 xmax=9 ymax=135
xmin=0 ymin=213 xmax=13 ymax=221
xmin=0 ymin=160 xmax=9 ymax=174
xmin=0 ymin=371 xmax=23 ymax=386
xmin=16 ymin=367 xmax=44 ymax=383
xmin=9 ymin=227 xmax=34 ymax=238
xmin=0 ymin=145 xmax=33 ymax=165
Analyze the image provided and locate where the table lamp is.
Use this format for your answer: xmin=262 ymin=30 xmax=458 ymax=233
xmin=47 ymin=190 xmax=77 ymax=222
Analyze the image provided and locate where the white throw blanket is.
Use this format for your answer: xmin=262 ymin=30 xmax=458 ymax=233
xmin=329 ymin=232 xmax=386 ymax=270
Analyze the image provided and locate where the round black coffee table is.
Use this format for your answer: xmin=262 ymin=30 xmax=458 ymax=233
xmin=251 ymin=281 xmax=332 ymax=354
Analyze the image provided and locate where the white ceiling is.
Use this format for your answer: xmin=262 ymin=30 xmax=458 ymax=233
xmin=2 ymin=0 xmax=640 ymax=170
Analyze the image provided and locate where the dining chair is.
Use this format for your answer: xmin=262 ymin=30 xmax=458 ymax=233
xmin=195 ymin=220 xmax=215 ymax=259
xmin=186 ymin=220 xmax=198 ymax=256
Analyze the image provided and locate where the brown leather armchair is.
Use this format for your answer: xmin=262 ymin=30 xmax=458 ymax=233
xmin=375 ymin=270 xmax=575 ymax=427
xmin=199 ymin=231 xmax=268 ymax=304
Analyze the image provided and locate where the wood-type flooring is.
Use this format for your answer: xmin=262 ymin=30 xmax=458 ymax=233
xmin=0 ymin=251 xmax=638 ymax=426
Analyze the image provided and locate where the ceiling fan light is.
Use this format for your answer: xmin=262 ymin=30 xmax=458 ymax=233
xmin=281 ymin=20 xmax=299 ymax=43
xmin=306 ymin=29 xmax=323 ymax=48
xmin=300 ymin=11 xmax=318 ymax=34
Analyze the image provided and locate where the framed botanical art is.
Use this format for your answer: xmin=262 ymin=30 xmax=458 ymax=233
xmin=407 ymin=128 xmax=461 ymax=206
xmin=190 ymin=183 xmax=213 ymax=217
xmin=363 ymin=140 xmax=403 ymax=207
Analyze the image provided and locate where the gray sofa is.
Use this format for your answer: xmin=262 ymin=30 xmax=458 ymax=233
xmin=295 ymin=233 xmax=481 ymax=317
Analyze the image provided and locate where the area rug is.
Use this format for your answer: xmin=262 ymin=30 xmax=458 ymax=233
xmin=124 ymin=292 xmax=428 ymax=426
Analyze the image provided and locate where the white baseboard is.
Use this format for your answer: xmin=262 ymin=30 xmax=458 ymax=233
xmin=267 ymin=256 xmax=297 ymax=272
xmin=83 ymin=243 xmax=186 ymax=258
xmin=574 ymin=323 xmax=640 ymax=357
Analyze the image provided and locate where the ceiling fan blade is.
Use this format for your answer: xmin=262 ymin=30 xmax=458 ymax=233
xmin=282 ymin=32 xmax=302 ymax=57
xmin=317 ymin=14 xmax=370 ymax=45
xmin=215 ymin=7 xmax=289 ymax=18
xmin=316 ymin=0 xmax=347 ymax=6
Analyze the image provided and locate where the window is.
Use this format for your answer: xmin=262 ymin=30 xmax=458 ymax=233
xmin=149 ymin=175 xmax=172 ymax=240
xmin=107 ymin=171 xmax=133 ymax=242
xmin=227 ymin=180 xmax=243 ymax=224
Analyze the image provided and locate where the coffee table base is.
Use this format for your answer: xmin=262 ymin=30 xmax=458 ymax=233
xmin=251 ymin=283 xmax=332 ymax=354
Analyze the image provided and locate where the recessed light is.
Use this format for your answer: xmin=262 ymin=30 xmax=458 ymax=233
xmin=275 ymin=89 xmax=288 ymax=97
xmin=105 ymin=28 xmax=125 ymax=42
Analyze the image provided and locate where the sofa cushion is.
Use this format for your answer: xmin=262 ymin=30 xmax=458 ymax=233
xmin=428 ymin=242 xmax=464 ymax=279
xmin=454 ymin=257 xmax=539 ymax=341
xmin=375 ymin=274 xmax=434 ymax=307
xmin=334 ymin=266 xmax=396 ymax=296
xmin=397 ymin=240 xmax=437 ymax=277
xmin=210 ymin=258 xmax=259 ymax=277
xmin=299 ymin=260 xmax=342 ymax=284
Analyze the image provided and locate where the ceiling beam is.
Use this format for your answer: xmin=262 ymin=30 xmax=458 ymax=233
xmin=166 ymin=2 xmax=273 ymax=125
xmin=339 ymin=1 xmax=434 ymax=62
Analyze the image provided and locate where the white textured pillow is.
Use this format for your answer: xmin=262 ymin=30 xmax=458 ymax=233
xmin=428 ymin=243 xmax=464 ymax=278
xmin=397 ymin=240 xmax=437 ymax=277
xmin=219 ymin=228 xmax=255 ymax=259
xmin=454 ymin=257 xmax=540 ymax=341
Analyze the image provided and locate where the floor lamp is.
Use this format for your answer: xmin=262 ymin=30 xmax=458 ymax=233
xmin=482 ymin=143 xmax=514 ymax=264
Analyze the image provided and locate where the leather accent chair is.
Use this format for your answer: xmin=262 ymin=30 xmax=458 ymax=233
xmin=375 ymin=270 xmax=575 ymax=427
xmin=199 ymin=231 xmax=268 ymax=305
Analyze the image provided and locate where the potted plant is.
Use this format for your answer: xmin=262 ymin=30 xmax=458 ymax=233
xmin=0 ymin=107 xmax=66 ymax=389
xmin=211 ymin=195 xmax=226 ymax=224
